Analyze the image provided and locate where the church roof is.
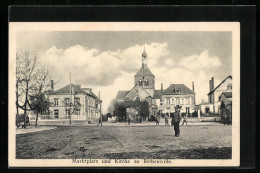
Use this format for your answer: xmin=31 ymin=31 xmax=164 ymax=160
xmin=207 ymin=75 xmax=232 ymax=95
xmin=163 ymin=84 xmax=194 ymax=95
xmin=116 ymin=90 xmax=129 ymax=99
xmin=135 ymin=67 xmax=155 ymax=77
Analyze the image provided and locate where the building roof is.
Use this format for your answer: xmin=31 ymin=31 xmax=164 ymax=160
xmin=116 ymin=90 xmax=129 ymax=99
xmin=154 ymin=90 xmax=162 ymax=99
xmin=51 ymin=84 xmax=86 ymax=95
xmin=163 ymin=84 xmax=194 ymax=95
xmin=208 ymin=75 xmax=232 ymax=95
xmin=49 ymin=84 xmax=102 ymax=102
xmin=135 ymin=67 xmax=154 ymax=77
xmin=222 ymin=92 xmax=232 ymax=98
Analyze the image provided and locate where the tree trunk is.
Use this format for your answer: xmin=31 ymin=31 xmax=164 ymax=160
xmin=35 ymin=113 xmax=38 ymax=128
xmin=16 ymin=83 xmax=19 ymax=128
xmin=23 ymin=104 xmax=27 ymax=128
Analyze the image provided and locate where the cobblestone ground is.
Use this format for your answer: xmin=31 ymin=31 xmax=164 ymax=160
xmin=16 ymin=125 xmax=232 ymax=159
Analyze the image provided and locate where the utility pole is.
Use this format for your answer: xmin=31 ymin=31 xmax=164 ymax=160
xmin=99 ymin=91 xmax=102 ymax=126
xmin=69 ymin=72 xmax=72 ymax=125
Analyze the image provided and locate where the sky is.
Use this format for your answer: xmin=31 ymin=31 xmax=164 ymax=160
xmin=17 ymin=31 xmax=232 ymax=113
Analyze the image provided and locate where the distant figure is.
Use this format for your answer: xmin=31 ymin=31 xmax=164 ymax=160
xmin=165 ymin=115 xmax=170 ymax=126
xmin=97 ymin=116 xmax=102 ymax=126
xmin=127 ymin=117 xmax=131 ymax=126
xmin=155 ymin=116 xmax=159 ymax=126
xmin=182 ymin=114 xmax=188 ymax=125
xmin=164 ymin=112 xmax=170 ymax=126
xmin=172 ymin=105 xmax=182 ymax=137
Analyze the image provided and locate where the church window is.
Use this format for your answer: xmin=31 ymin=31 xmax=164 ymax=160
xmin=139 ymin=80 xmax=143 ymax=86
xmin=135 ymin=97 xmax=140 ymax=101
xmin=144 ymin=80 xmax=149 ymax=88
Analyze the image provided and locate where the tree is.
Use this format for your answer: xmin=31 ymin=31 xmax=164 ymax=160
xmin=16 ymin=49 xmax=54 ymax=128
xmin=112 ymin=99 xmax=149 ymax=122
xmin=29 ymin=93 xmax=50 ymax=127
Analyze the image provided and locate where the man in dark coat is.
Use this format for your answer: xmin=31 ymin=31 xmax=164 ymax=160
xmin=172 ymin=105 xmax=182 ymax=137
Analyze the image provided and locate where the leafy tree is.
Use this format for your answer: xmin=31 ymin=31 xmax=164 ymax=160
xmin=113 ymin=99 xmax=149 ymax=121
xmin=29 ymin=93 xmax=50 ymax=127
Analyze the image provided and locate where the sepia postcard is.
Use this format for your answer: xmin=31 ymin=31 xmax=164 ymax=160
xmin=9 ymin=22 xmax=240 ymax=167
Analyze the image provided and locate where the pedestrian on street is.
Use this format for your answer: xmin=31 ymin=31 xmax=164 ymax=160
xmin=182 ymin=113 xmax=188 ymax=125
xmin=165 ymin=112 xmax=170 ymax=126
xmin=97 ymin=116 xmax=103 ymax=126
xmin=155 ymin=116 xmax=159 ymax=126
xmin=127 ymin=116 xmax=131 ymax=126
xmin=171 ymin=105 xmax=182 ymax=137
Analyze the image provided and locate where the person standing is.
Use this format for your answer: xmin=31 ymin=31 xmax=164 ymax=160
xmin=128 ymin=116 xmax=131 ymax=126
xmin=97 ymin=115 xmax=103 ymax=126
xmin=172 ymin=105 xmax=182 ymax=137
xmin=165 ymin=114 xmax=170 ymax=126
xmin=182 ymin=113 xmax=188 ymax=125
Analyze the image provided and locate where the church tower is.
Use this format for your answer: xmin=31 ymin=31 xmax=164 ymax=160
xmin=134 ymin=46 xmax=155 ymax=96
xmin=142 ymin=46 xmax=147 ymax=68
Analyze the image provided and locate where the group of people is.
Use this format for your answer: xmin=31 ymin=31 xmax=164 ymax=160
xmin=155 ymin=105 xmax=188 ymax=137
xmin=98 ymin=105 xmax=188 ymax=137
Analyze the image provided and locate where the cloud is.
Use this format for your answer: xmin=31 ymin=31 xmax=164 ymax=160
xmin=165 ymin=58 xmax=174 ymax=66
xmin=179 ymin=50 xmax=222 ymax=70
xmin=39 ymin=43 xmax=169 ymax=87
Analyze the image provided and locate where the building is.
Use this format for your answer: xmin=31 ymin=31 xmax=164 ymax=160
xmin=207 ymin=75 xmax=232 ymax=114
xmin=200 ymin=75 xmax=232 ymax=114
xmin=48 ymin=83 xmax=102 ymax=120
xmin=160 ymin=83 xmax=196 ymax=114
xmin=116 ymin=47 xmax=195 ymax=118
xmin=219 ymin=92 xmax=232 ymax=106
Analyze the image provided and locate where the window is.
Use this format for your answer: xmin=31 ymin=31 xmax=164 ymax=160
xmin=166 ymin=97 xmax=171 ymax=104
xmin=139 ymin=80 xmax=143 ymax=86
xmin=176 ymin=88 xmax=180 ymax=93
xmin=65 ymin=109 xmax=70 ymax=116
xmin=54 ymin=98 xmax=59 ymax=106
xmin=186 ymin=97 xmax=190 ymax=105
xmin=74 ymin=109 xmax=80 ymax=115
xmin=227 ymin=84 xmax=232 ymax=90
xmin=64 ymin=98 xmax=70 ymax=106
xmin=176 ymin=97 xmax=180 ymax=105
xmin=54 ymin=109 xmax=59 ymax=118
xmin=75 ymin=97 xmax=80 ymax=104
xmin=144 ymin=80 xmax=149 ymax=88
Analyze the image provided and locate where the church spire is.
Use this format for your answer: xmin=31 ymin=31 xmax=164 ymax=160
xmin=142 ymin=45 xmax=147 ymax=68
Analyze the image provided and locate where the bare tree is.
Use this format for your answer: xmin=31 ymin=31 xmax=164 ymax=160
xmin=16 ymin=49 xmax=54 ymax=128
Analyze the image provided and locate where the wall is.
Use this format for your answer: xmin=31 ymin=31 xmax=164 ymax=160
xmin=161 ymin=94 xmax=195 ymax=113
xmin=49 ymin=94 xmax=86 ymax=120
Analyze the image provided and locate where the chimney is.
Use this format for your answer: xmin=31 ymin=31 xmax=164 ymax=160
xmin=211 ymin=77 xmax=214 ymax=91
xmin=50 ymin=80 xmax=54 ymax=91
xmin=161 ymin=83 xmax=163 ymax=92
xmin=192 ymin=82 xmax=195 ymax=92
xmin=209 ymin=77 xmax=215 ymax=92
xmin=99 ymin=91 xmax=100 ymax=99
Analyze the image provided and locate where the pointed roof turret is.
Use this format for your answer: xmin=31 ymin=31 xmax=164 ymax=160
xmin=142 ymin=46 xmax=147 ymax=58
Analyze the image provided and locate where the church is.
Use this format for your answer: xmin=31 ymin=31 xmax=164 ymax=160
xmin=116 ymin=47 xmax=196 ymax=119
